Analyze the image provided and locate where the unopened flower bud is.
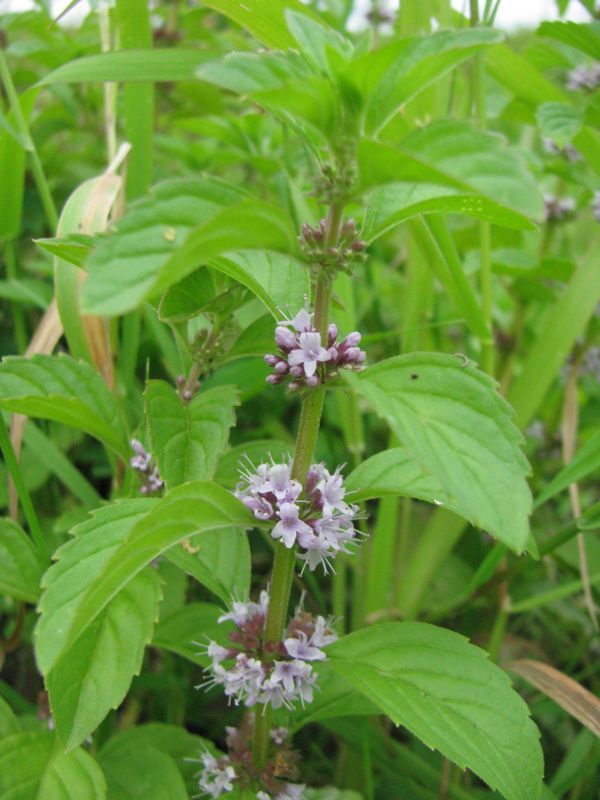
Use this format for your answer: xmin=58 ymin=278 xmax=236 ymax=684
xmin=306 ymin=374 xmax=320 ymax=388
xmin=344 ymin=331 xmax=361 ymax=347
xmin=176 ymin=374 xmax=186 ymax=387
xmin=351 ymin=239 xmax=366 ymax=252
xmin=274 ymin=360 xmax=289 ymax=374
xmin=266 ymin=374 xmax=282 ymax=385
xmin=288 ymin=381 xmax=301 ymax=391
xmin=264 ymin=354 xmax=278 ymax=366
xmin=327 ymin=323 xmax=338 ymax=346
xmin=275 ymin=326 xmax=298 ymax=351
xmin=289 ymin=365 xmax=303 ymax=378
xmin=182 ymin=389 xmax=193 ymax=402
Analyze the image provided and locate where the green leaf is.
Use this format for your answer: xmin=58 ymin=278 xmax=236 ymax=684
xmin=291 ymin=662 xmax=378 ymax=731
xmin=98 ymin=741 xmax=187 ymax=800
xmin=0 ymin=354 xmax=129 ymax=459
xmin=46 ymin=569 xmax=162 ymax=750
xmin=99 ymin=724 xmax=211 ymax=794
xmin=145 ymin=381 xmax=239 ymax=488
xmin=535 ymin=431 xmax=600 ymax=508
xmin=348 ymin=28 xmax=503 ymax=135
xmin=537 ymin=103 xmax=583 ymax=148
xmin=35 ymin=235 xmax=92 ymax=268
xmin=346 ymin=448 xmax=460 ymax=513
xmin=166 ymin=527 xmax=251 ymax=604
xmin=215 ymin=440 xmax=291 ymax=489
xmin=39 ymin=50 xmax=216 ymax=85
xmin=197 ymin=51 xmax=309 ymax=96
xmin=0 ymin=732 xmax=106 ymax=799
xmin=327 ymin=622 xmax=543 ymax=800
xmin=0 ymin=89 xmax=36 ymax=244
xmin=285 ymin=10 xmax=353 ymax=76
xmin=36 ymin=483 xmax=249 ymax=673
xmin=158 ymin=269 xmax=224 ymax=322
xmin=35 ymin=499 xmax=155 ymax=676
xmin=199 ymin=0 xmax=316 ymax=49
xmin=210 ymin=251 xmax=309 ymax=317
xmin=0 ymin=696 xmax=20 ymax=740
xmin=537 ymin=21 xmax=600 ymax=59
xmin=83 ymin=192 xmax=297 ymax=316
xmin=0 ymin=278 xmax=52 ymax=309
xmin=344 ymin=354 xmax=532 ymax=552
xmin=153 ymin=602 xmax=223 ymax=666
xmin=226 ymin=315 xmax=275 ymax=362
xmin=0 ymin=518 xmax=44 ymax=603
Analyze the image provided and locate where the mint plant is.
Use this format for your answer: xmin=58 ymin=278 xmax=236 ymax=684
xmin=1 ymin=1 xmax=599 ymax=799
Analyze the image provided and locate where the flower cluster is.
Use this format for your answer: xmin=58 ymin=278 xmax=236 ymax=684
xmin=129 ymin=439 xmax=164 ymax=494
xmin=235 ymin=458 xmax=361 ymax=573
xmin=195 ymin=717 xmax=305 ymax=799
xmin=201 ymin=594 xmax=337 ymax=711
xmin=542 ymin=137 xmax=581 ymax=163
xmin=566 ymin=63 xmax=600 ymax=91
xmin=299 ymin=217 xmax=366 ymax=278
xmin=544 ymin=194 xmax=575 ymax=223
xmin=265 ymin=310 xmax=366 ymax=391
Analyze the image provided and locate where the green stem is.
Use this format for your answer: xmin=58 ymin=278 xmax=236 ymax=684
xmin=0 ymin=414 xmax=48 ymax=562
xmin=0 ymin=49 xmax=58 ymax=231
xmin=254 ymin=204 xmax=343 ymax=765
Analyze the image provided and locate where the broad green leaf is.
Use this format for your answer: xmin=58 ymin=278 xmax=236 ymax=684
xmin=145 ymin=381 xmax=239 ymax=488
xmin=346 ymin=448 xmax=461 ymax=514
xmin=80 ymin=177 xmax=245 ymax=316
xmin=158 ymin=269 xmax=225 ymax=321
xmin=36 ymin=499 xmax=155 ymax=676
xmin=0 ymin=732 xmax=106 ymax=800
xmin=39 ymin=50 xmax=216 ymax=85
xmin=537 ymin=103 xmax=583 ymax=148
xmin=199 ymin=0 xmax=316 ymax=49
xmin=210 ymin=251 xmax=309 ymax=317
xmin=226 ymin=315 xmax=275 ymax=362
xmin=98 ymin=741 xmax=187 ymax=800
xmin=0 ymin=518 xmax=43 ymax=603
xmin=0 ymin=278 xmax=52 ymax=309
xmin=0 ymin=354 xmax=129 ymax=459
xmin=344 ymin=354 xmax=532 ymax=552
xmin=347 ymin=28 xmax=503 ymax=135
xmin=327 ymin=622 xmax=543 ymax=800
xmin=36 ymin=483 xmax=250 ymax=673
xmin=285 ymin=10 xmax=353 ymax=75
xmin=535 ymin=431 xmax=600 ymax=508
xmin=166 ymin=527 xmax=251 ymax=604
xmin=197 ymin=51 xmax=309 ymax=96
xmin=537 ymin=20 xmax=600 ymax=59
xmin=215 ymin=440 xmax=291 ymax=488
xmin=99 ymin=724 xmax=211 ymax=793
xmin=83 ymin=195 xmax=297 ymax=316
xmin=46 ymin=569 xmax=162 ymax=750
xmin=35 ymin=235 xmax=92 ymax=268
xmin=291 ymin=662 xmax=378 ymax=731
xmin=0 ymin=89 xmax=36 ymax=244
xmin=0 ymin=697 xmax=20 ymax=740
xmin=153 ymin=602 xmax=224 ymax=666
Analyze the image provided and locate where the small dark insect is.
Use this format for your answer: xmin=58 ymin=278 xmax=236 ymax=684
xmin=411 ymin=373 xmax=419 ymax=380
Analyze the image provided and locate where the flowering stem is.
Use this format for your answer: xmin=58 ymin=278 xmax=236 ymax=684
xmin=254 ymin=204 xmax=343 ymax=765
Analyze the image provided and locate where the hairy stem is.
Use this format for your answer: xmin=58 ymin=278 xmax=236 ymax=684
xmin=254 ymin=203 xmax=343 ymax=764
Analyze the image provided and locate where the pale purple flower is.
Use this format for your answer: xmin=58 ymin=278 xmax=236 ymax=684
xmin=197 ymin=752 xmax=236 ymax=798
xmin=284 ymin=632 xmax=326 ymax=661
xmin=130 ymin=439 xmax=151 ymax=471
xmin=272 ymin=503 xmax=314 ymax=548
xmin=278 ymin=785 xmax=306 ymax=800
xmin=291 ymin=309 xmax=312 ymax=332
xmin=270 ymin=726 xmax=288 ymax=745
xmin=311 ymin=616 xmax=338 ymax=648
xmin=267 ymin=463 xmax=301 ymax=501
xmin=288 ymin=331 xmax=331 ymax=378
xmin=271 ymin=659 xmax=304 ymax=693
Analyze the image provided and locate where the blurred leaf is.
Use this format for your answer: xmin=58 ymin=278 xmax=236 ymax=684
xmin=0 ymin=732 xmax=106 ymax=799
xmin=535 ymin=431 xmax=600 ymax=507
xmin=199 ymin=0 xmax=316 ymax=49
xmin=98 ymin=741 xmax=187 ymax=800
xmin=0 ymin=696 xmax=20 ymax=739
xmin=40 ymin=50 xmax=216 ymax=84
xmin=146 ymin=381 xmax=238 ymax=488
xmin=0 ymin=354 xmax=129 ymax=458
xmin=344 ymin=354 xmax=532 ymax=552
xmin=537 ymin=20 xmax=600 ymax=59
xmin=47 ymin=569 xmax=162 ymax=750
xmin=537 ymin=102 xmax=583 ymax=148
xmin=153 ymin=602 xmax=223 ymax=666
xmin=0 ymin=89 xmax=37 ymax=243
xmin=0 ymin=518 xmax=43 ymax=603
xmin=285 ymin=10 xmax=353 ymax=75
xmin=328 ymin=622 xmax=543 ymax=800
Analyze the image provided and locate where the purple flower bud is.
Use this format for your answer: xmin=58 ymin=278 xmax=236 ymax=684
xmin=327 ymin=323 xmax=338 ymax=347
xmin=306 ymin=375 xmax=320 ymax=388
xmin=264 ymin=354 xmax=278 ymax=366
xmin=182 ymin=389 xmax=193 ymax=402
xmin=176 ymin=374 xmax=185 ymax=386
xmin=351 ymin=240 xmax=366 ymax=252
xmin=288 ymin=381 xmax=301 ymax=392
xmin=344 ymin=331 xmax=361 ymax=347
xmin=266 ymin=374 xmax=282 ymax=385
xmin=275 ymin=326 xmax=298 ymax=351
xmin=344 ymin=347 xmax=363 ymax=363
xmin=274 ymin=360 xmax=289 ymax=375
xmin=289 ymin=365 xmax=303 ymax=378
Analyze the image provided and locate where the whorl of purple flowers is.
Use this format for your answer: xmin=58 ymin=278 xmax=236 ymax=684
xmin=264 ymin=309 xmax=366 ymax=390
xmin=235 ymin=458 xmax=362 ymax=574
xmin=199 ymin=593 xmax=337 ymax=712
